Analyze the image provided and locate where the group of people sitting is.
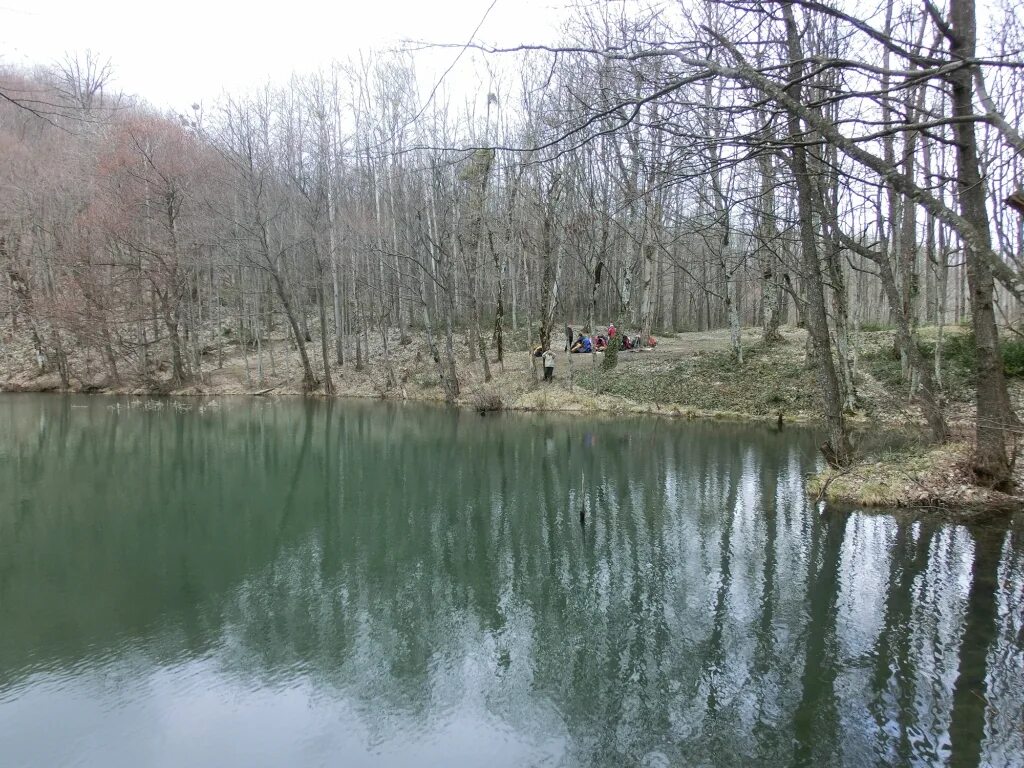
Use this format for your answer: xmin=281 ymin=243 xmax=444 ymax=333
xmin=530 ymin=323 xmax=658 ymax=381
xmin=566 ymin=323 xmax=656 ymax=354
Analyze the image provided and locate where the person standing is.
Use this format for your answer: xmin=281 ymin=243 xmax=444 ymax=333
xmin=542 ymin=349 xmax=555 ymax=381
xmin=608 ymin=322 xmax=616 ymax=339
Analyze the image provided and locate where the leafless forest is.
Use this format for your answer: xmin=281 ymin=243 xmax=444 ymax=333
xmin=2 ymin=0 xmax=1023 ymax=484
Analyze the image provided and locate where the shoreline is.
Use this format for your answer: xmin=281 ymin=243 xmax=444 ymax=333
xmin=4 ymin=323 xmax=1022 ymax=517
xmin=0 ymin=375 xmax=824 ymax=425
xmin=11 ymin=376 xmax=1023 ymax=519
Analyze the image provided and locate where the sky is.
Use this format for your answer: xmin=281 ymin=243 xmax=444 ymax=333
xmin=0 ymin=0 xmax=568 ymax=110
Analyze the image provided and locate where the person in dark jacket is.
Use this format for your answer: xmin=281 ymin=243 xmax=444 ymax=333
xmin=571 ymin=334 xmax=593 ymax=353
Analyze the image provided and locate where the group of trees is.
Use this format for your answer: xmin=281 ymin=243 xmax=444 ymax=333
xmin=2 ymin=0 xmax=1023 ymax=484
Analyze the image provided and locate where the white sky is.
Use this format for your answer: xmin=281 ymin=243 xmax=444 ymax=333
xmin=0 ymin=0 xmax=568 ymax=110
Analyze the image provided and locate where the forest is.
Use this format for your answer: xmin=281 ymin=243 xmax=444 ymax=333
xmin=2 ymin=0 xmax=1024 ymax=488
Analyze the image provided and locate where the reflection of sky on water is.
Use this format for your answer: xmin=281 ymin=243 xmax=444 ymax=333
xmin=6 ymin=654 xmax=568 ymax=768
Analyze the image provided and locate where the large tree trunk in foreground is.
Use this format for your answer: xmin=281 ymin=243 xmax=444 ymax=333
xmin=950 ymin=0 xmax=1014 ymax=487
xmin=783 ymin=3 xmax=851 ymax=467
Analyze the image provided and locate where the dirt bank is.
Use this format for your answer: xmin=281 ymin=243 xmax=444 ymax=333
xmin=808 ymin=442 xmax=1024 ymax=515
xmin=0 ymin=323 xmax=1005 ymax=425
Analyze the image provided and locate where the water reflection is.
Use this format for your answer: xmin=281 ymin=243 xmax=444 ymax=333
xmin=0 ymin=395 xmax=1021 ymax=767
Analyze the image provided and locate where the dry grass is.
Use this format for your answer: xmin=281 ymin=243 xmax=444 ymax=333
xmin=3 ymin=320 xmax=1021 ymax=436
xmin=574 ymin=330 xmax=822 ymax=419
xmin=808 ymin=441 xmax=1024 ymax=512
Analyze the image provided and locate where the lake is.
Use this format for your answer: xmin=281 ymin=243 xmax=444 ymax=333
xmin=0 ymin=394 xmax=1021 ymax=767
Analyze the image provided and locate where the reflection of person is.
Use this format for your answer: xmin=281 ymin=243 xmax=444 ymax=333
xmin=542 ymin=349 xmax=555 ymax=381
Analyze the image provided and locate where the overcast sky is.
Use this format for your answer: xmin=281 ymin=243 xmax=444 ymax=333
xmin=0 ymin=0 xmax=567 ymax=109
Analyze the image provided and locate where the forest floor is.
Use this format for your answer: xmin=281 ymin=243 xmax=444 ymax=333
xmin=0 ymin=322 xmax=872 ymax=421
xmin=3 ymin=319 xmax=1023 ymax=511
xmin=808 ymin=441 xmax=1024 ymax=518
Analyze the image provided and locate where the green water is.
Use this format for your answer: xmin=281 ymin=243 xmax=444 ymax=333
xmin=0 ymin=395 xmax=1021 ymax=768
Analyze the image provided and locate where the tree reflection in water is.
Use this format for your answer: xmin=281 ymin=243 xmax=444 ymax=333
xmin=0 ymin=395 xmax=1021 ymax=767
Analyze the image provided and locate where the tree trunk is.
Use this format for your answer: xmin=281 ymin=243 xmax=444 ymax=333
xmin=416 ymin=256 xmax=456 ymax=403
xmin=782 ymin=2 xmax=851 ymax=467
xmin=876 ymin=254 xmax=948 ymax=441
xmin=950 ymin=0 xmax=1013 ymax=487
xmin=317 ymin=261 xmax=334 ymax=395
xmin=725 ymin=261 xmax=743 ymax=363
xmin=758 ymin=153 xmax=785 ymax=344
xmin=270 ymin=269 xmax=317 ymax=392
xmin=537 ymin=211 xmax=563 ymax=350
xmin=101 ymin=325 xmax=120 ymax=387
xmin=327 ymin=187 xmax=344 ymax=366
xmin=162 ymin=299 xmax=187 ymax=386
